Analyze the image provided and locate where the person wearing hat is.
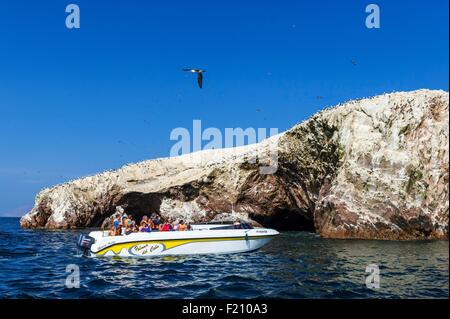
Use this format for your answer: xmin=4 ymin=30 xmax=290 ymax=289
xmin=121 ymin=213 xmax=128 ymax=235
xmin=111 ymin=213 xmax=121 ymax=236
xmin=116 ymin=206 xmax=124 ymax=214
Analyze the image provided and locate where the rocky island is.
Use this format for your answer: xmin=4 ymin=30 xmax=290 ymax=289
xmin=20 ymin=89 xmax=449 ymax=240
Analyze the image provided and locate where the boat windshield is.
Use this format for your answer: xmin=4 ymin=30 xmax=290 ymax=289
xmin=210 ymin=222 xmax=253 ymax=230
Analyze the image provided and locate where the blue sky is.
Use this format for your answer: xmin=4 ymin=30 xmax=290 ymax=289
xmin=0 ymin=0 xmax=448 ymax=216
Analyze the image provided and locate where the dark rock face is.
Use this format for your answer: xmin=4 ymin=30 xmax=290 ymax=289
xmin=20 ymin=90 xmax=449 ymax=240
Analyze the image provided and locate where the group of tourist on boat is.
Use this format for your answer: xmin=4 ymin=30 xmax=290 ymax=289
xmin=108 ymin=211 xmax=190 ymax=236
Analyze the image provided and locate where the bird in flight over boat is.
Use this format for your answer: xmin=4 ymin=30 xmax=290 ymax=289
xmin=183 ymin=68 xmax=206 ymax=88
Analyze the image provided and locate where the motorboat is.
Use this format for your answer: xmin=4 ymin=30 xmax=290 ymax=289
xmin=77 ymin=222 xmax=279 ymax=257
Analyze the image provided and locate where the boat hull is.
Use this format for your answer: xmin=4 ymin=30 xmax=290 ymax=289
xmin=80 ymin=228 xmax=278 ymax=257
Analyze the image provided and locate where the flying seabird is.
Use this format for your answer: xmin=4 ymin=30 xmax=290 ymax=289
xmin=183 ymin=68 xmax=206 ymax=88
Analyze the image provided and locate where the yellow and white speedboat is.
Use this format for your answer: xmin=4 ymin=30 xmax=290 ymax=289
xmin=77 ymin=223 xmax=279 ymax=257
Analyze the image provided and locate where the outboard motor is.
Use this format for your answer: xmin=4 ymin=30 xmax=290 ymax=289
xmin=77 ymin=234 xmax=95 ymax=256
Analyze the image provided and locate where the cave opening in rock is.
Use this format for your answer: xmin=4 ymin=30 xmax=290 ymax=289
xmin=116 ymin=192 xmax=162 ymax=222
xmin=250 ymin=209 xmax=315 ymax=231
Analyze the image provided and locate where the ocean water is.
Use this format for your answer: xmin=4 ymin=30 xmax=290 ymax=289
xmin=0 ymin=217 xmax=448 ymax=299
